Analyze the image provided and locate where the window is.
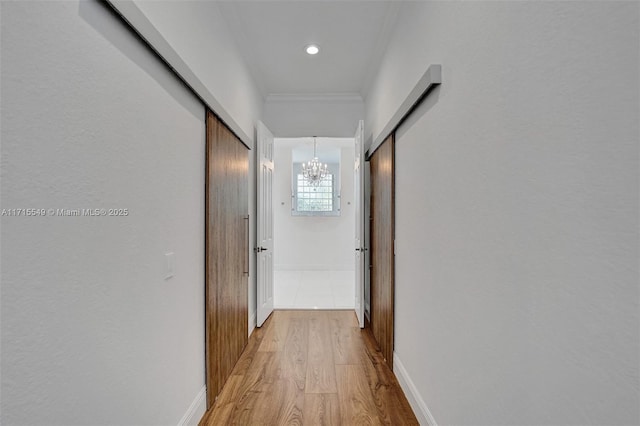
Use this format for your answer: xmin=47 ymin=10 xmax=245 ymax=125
xmin=292 ymin=163 xmax=340 ymax=216
xmin=296 ymin=173 xmax=333 ymax=212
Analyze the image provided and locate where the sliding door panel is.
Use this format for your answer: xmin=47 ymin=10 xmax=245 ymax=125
xmin=205 ymin=110 xmax=249 ymax=408
xmin=369 ymin=134 xmax=395 ymax=370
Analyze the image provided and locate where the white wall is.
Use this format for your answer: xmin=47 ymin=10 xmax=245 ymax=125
xmin=0 ymin=1 xmax=208 ymax=424
xmin=263 ymin=95 xmax=364 ymax=138
xmin=132 ymin=0 xmax=263 ymax=142
xmin=366 ymin=2 xmax=639 ymax=425
xmin=131 ymin=0 xmax=263 ymax=332
xmin=273 ymin=138 xmax=355 ymax=271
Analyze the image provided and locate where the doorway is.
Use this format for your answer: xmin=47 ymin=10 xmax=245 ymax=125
xmin=271 ymin=137 xmax=356 ymax=309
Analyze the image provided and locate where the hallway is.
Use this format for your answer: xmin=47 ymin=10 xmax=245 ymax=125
xmin=200 ymin=311 xmax=418 ymax=425
xmin=2 ymin=1 xmax=638 ymax=424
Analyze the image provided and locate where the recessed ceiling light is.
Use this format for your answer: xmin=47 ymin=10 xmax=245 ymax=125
xmin=305 ymin=44 xmax=320 ymax=55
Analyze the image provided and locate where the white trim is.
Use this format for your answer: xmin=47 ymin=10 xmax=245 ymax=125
xmin=104 ymin=0 xmax=252 ymax=149
xmin=393 ymin=352 xmax=437 ymax=426
xmin=249 ymin=310 xmax=257 ymax=335
xmin=177 ymin=385 xmax=207 ymax=426
xmin=274 ymin=264 xmax=355 ymax=271
xmin=366 ymin=64 xmax=441 ymax=158
xmin=265 ymin=93 xmax=363 ymax=104
xmin=274 ymin=306 xmax=354 ymax=311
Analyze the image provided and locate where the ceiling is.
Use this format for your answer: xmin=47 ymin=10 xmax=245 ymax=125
xmin=217 ymin=1 xmax=400 ymax=98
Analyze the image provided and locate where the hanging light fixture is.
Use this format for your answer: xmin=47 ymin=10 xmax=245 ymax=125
xmin=302 ymin=136 xmax=328 ymax=186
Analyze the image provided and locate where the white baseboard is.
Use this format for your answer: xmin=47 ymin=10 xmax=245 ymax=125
xmin=249 ymin=310 xmax=257 ymax=336
xmin=274 ymin=264 xmax=354 ymax=271
xmin=177 ymin=385 xmax=206 ymax=426
xmin=393 ymin=352 xmax=437 ymax=426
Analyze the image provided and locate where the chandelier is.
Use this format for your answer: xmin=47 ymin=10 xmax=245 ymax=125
xmin=302 ymin=137 xmax=328 ymax=186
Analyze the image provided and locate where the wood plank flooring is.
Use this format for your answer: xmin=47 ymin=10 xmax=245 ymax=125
xmin=199 ymin=310 xmax=418 ymax=426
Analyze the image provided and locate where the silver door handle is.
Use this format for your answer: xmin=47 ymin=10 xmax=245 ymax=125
xmin=243 ymin=215 xmax=249 ymax=275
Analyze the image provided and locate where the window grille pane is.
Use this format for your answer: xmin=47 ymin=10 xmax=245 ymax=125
xmin=296 ymin=174 xmax=333 ymax=212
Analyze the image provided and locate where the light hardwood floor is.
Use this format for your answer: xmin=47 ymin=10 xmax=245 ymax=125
xmin=199 ymin=310 xmax=418 ymax=426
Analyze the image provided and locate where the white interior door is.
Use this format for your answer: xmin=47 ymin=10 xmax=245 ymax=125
xmin=354 ymin=120 xmax=365 ymax=328
xmin=256 ymin=121 xmax=275 ymax=327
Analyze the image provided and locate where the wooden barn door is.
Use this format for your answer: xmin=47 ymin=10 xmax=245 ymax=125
xmin=369 ymin=134 xmax=395 ymax=370
xmin=205 ymin=110 xmax=249 ymax=408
